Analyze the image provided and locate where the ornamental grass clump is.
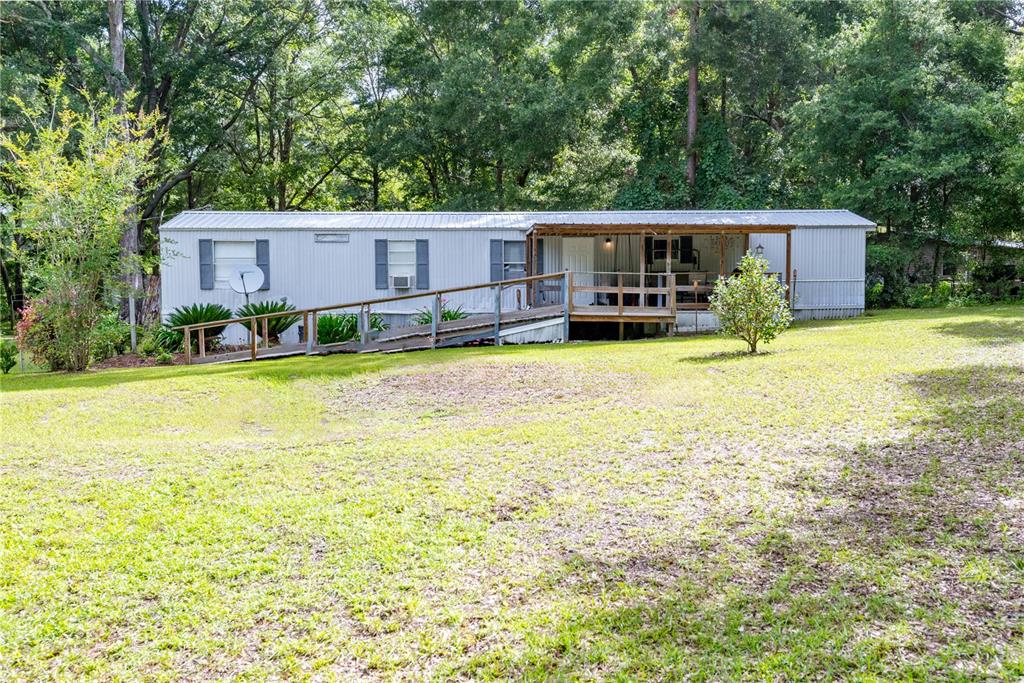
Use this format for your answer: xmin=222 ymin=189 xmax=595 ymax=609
xmin=709 ymin=253 xmax=793 ymax=354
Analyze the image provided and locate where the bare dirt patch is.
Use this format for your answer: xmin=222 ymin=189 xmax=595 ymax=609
xmin=326 ymin=360 xmax=641 ymax=418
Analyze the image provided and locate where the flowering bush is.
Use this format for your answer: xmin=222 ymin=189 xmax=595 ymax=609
xmin=15 ymin=300 xmax=65 ymax=370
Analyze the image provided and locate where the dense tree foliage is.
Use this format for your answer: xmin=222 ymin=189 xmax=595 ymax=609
xmin=1 ymin=0 xmax=1022 ymax=320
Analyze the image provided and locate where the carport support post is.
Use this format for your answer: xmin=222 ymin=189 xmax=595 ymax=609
xmin=493 ymin=285 xmax=502 ymax=346
xmin=431 ymin=294 xmax=440 ymax=348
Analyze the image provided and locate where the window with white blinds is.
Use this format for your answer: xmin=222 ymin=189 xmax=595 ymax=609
xmin=213 ymin=241 xmax=257 ymax=288
xmin=387 ymin=240 xmax=417 ymax=277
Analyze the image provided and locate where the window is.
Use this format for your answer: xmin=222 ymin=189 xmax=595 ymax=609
xmin=502 ymin=240 xmax=526 ymax=279
xmin=314 ymin=233 xmax=350 ymax=243
xmin=213 ymin=240 xmax=256 ymax=288
xmin=387 ymin=240 xmax=416 ymax=278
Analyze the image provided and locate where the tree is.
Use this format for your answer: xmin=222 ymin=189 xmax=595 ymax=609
xmin=709 ymin=252 xmax=793 ymax=354
xmin=1 ymin=78 xmax=158 ymax=371
xmin=791 ymin=0 xmax=1021 ymax=264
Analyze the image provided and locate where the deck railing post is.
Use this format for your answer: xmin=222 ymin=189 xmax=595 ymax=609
xmin=562 ymin=272 xmax=571 ymax=342
xmin=566 ymin=270 xmax=573 ymax=313
xmin=431 ymin=294 xmax=440 ymax=348
xmin=184 ymin=326 xmax=192 ymax=365
xmin=261 ymin=317 xmax=269 ymax=349
xmin=669 ymin=273 xmax=678 ymax=317
xmin=493 ymin=285 xmax=502 ymax=346
xmin=198 ymin=328 xmax=206 ymax=358
xmin=250 ymin=317 xmax=257 ymax=361
xmin=359 ymin=305 xmax=369 ymax=346
xmin=617 ymin=273 xmax=624 ymax=315
xmin=305 ymin=311 xmax=314 ymax=354
xmin=311 ymin=311 xmax=318 ymax=351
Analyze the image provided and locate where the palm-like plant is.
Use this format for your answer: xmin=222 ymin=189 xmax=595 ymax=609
xmin=315 ymin=312 xmax=386 ymax=344
xmin=164 ymin=303 xmax=233 ymax=351
xmin=236 ymin=300 xmax=301 ymax=342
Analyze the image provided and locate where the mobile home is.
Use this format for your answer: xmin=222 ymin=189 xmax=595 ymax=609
xmin=160 ymin=210 xmax=875 ymax=344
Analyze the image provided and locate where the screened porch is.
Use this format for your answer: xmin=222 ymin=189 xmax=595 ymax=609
xmin=525 ymin=224 xmax=793 ymax=323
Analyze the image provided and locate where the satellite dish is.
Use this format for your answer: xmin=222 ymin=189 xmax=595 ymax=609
xmin=229 ymin=265 xmax=264 ymax=295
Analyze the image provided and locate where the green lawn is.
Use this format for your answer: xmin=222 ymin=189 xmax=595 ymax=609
xmin=1 ymin=307 xmax=1022 ymax=681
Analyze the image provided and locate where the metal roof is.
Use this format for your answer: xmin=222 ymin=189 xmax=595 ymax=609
xmin=162 ymin=209 xmax=876 ymax=231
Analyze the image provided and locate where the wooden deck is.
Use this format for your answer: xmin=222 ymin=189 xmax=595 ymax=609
xmin=568 ymin=305 xmax=677 ymax=323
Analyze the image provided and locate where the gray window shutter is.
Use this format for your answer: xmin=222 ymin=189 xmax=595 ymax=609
xmin=415 ymin=239 xmax=429 ymax=289
xmin=199 ymin=239 xmax=214 ymax=290
xmin=375 ymin=239 xmax=388 ymax=289
xmin=537 ymin=239 xmax=544 ymax=274
xmin=256 ymin=239 xmax=270 ymax=290
xmin=490 ymin=239 xmax=503 ymax=282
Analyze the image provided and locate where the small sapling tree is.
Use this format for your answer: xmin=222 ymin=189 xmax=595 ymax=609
xmin=709 ymin=253 xmax=793 ymax=354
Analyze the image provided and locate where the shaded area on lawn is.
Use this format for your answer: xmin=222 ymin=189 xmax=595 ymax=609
xmin=460 ymin=363 xmax=1024 ymax=679
xmin=934 ymin=318 xmax=1024 ymax=346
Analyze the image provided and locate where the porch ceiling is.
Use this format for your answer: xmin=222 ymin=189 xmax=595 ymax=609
xmin=527 ymin=223 xmax=795 ymax=236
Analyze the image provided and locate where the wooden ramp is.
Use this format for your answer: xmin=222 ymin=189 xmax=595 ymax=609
xmin=191 ymin=304 xmax=566 ymax=365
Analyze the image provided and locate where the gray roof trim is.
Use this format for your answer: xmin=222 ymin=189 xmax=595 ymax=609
xmin=162 ymin=209 xmax=876 ymax=231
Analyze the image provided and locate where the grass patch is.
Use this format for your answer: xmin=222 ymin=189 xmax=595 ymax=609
xmin=1 ymin=306 xmax=1022 ymax=680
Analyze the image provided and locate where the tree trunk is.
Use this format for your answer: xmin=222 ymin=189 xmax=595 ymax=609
xmin=931 ymin=241 xmax=944 ymax=292
xmin=110 ymin=0 xmax=141 ymax=337
xmin=371 ymin=164 xmax=381 ymax=210
xmin=0 ymin=256 xmax=16 ymax=328
xmin=686 ymin=0 xmax=699 ymax=195
xmin=495 ymin=158 xmax=505 ymax=211
xmin=108 ymin=0 xmax=126 ymax=112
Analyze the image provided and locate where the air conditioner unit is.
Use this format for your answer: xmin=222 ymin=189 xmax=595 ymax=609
xmin=390 ymin=274 xmax=414 ymax=289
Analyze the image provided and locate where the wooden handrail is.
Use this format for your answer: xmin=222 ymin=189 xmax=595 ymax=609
xmin=173 ymin=271 xmax=566 ymax=332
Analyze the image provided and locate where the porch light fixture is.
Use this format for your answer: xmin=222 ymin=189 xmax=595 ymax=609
xmin=604 ymin=237 xmax=613 ymax=248
xmin=754 ymin=243 xmax=765 ymax=257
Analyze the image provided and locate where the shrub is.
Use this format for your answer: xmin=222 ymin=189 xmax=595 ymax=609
xmin=907 ymin=281 xmax=953 ymax=308
xmin=15 ymin=300 xmax=66 ymax=371
xmin=165 ymin=303 xmax=232 ymax=352
xmin=413 ymin=300 xmax=469 ymax=325
xmin=316 ymin=312 xmax=386 ymax=344
xmin=865 ymin=281 xmax=886 ymax=309
xmin=236 ymin=299 xmax=301 ymax=342
xmin=154 ymin=349 xmax=174 ymax=365
xmin=90 ymin=311 xmax=131 ymax=362
xmin=866 ymin=241 xmax=915 ymax=308
xmin=0 ymin=339 xmax=16 ymax=374
xmin=138 ymin=325 xmax=160 ymax=356
xmin=709 ymin=253 xmax=793 ymax=354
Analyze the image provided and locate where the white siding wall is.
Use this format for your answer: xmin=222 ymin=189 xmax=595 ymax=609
xmin=749 ymin=228 xmax=867 ymax=318
xmin=161 ymin=228 xmax=530 ymax=343
xmin=790 ymin=227 xmax=866 ymax=314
